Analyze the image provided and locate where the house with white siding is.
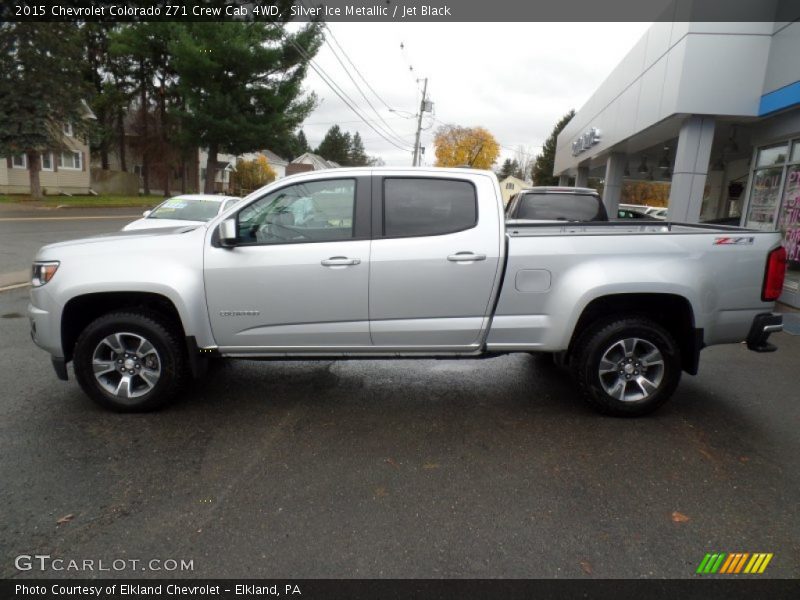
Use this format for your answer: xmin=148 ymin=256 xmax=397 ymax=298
xmin=0 ymin=122 xmax=92 ymax=195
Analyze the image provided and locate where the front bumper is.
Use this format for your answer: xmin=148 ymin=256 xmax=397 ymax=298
xmin=746 ymin=313 xmax=783 ymax=352
xmin=29 ymin=303 xmax=68 ymax=380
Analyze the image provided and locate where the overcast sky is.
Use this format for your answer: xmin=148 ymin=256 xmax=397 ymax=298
xmin=296 ymin=22 xmax=652 ymax=167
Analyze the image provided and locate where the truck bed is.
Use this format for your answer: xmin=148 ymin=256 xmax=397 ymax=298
xmin=486 ymin=221 xmax=783 ymax=353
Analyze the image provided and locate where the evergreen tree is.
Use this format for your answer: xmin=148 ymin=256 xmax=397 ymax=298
xmin=0 ymin=23 xmax=88 ymax=199
xmin=171 ymin=15 xmax=322 ymax=193
xmin=296 ymin=130 xmax=310 ymax=154
xmin=279 ymin=128 xmax=311 ymax=161
xmin=348 ymin=132 xmax=369 ymax=166
xmin=532 ymin=109 xmax=575 ymax=185
xmin=316 ymin=125 xmax=351 ymax=165
xmin=110 ymin=23 xmax=181 ymax=195
xmin=497 ymin=158 xmax=515 ymax=180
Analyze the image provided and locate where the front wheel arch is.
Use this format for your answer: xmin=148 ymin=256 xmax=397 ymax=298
xmin=61 ymin=292 xmax=186 ymax=363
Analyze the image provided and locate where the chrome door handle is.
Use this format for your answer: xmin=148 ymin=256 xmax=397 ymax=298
xmin=321 ymin=257 xmax=361 ymax=267
xmin=447 ymin=252 xmax=486 ymax=262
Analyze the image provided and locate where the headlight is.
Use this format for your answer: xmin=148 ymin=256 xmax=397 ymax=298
xmin=31 ymin=261 xmax=60 ymax=287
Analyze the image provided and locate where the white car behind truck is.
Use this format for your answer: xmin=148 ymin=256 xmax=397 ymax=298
xmin=28 ymin=168 xmax=786 ymax=416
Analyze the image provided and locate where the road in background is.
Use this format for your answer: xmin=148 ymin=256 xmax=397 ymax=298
xmin=0 ymin=206 xmax=142 ymax=286
xmin=1 ymin=285 xmax=798 ymax=579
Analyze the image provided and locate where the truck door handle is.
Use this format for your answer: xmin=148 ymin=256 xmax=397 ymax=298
xmin=447 ymin=252 xmax=486 ymax=262
xmin=321 ymin=256 xmax=361 ymax=267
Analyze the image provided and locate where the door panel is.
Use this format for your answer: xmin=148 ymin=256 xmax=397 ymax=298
xmin=204 ymin=176 xmax=371 ymax=350
xmin=369 ymin=175 xmax=503 ymax=348
xmin=205 ymin=240 xmax=370 ymax=349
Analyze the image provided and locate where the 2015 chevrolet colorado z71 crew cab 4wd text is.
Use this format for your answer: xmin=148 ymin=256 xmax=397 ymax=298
xmin=28 ymin=168 xmax=785 ymax=416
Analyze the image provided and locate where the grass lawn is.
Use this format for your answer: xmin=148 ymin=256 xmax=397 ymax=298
xmin=0 ymin=194 xmax=162 ymax=208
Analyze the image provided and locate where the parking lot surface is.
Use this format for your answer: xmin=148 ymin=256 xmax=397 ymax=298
xmin=1 ymin=285 xmax=798 ymax=579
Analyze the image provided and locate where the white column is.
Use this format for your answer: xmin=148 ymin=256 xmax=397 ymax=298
xmin=575 ymin=166 xmax=589 ymax=188
xmin=558 ymin=174 xmax=570 ymax=186
xmin=603 ymin=153 xmax=625 ymax=218
xmin=668 ymin=116 xmax=716 ymax=223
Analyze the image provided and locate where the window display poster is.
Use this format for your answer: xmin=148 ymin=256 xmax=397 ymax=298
xmin=745 ymin=168 xmax=783 ymax=231
xmin=780 ymin=165 xmax=800 ymax=264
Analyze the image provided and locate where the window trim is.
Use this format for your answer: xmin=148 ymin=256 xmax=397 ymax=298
xmin=63 ymin=122 xmax=74 ymax=137
xmin=228 ymin=176 xmax=370 ymax=247
xmin=57 ymin=150 xmax=82 ymax=170
xmin=376 ymin=176 xmax=479 ymax=240
xmin=11 ymin=154 xmax=27 ymax=169
xmin=41 ymin=153 xmax=54 ymax=171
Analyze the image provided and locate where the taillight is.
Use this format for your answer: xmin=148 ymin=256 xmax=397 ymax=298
xmin=762 ymin=246 xmax=787 ymax=301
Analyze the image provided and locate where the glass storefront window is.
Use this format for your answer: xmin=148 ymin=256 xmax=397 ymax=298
xmin=744 ymin=167 xmax=784 ymax=230
xmin=755 ymin=143 xmax=789 ymax=167
xmin=778 ymin=164 xmax=800 ymax=293
xmin=745 ymin=139 xmax=800 ymax=305
xmin=792 ymin=140 xmax=800 ymax=164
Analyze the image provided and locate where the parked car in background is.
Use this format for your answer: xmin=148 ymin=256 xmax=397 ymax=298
xmin=620 ymin=203 xmax=650 ymax=213
xmin=123 ymin=194 xmax=241 ymax=231
xmin=645 ymin=207 xmax=668 ymax=220
xmin=505 ymin=187 xmax=608 ymax=222
xmin=617 ymin=208 xmax=650 ymax=219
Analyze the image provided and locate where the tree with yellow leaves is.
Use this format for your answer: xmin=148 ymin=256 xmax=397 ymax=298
xmin=230 ymin=154 xmax=277 ymax=195
xmin=433 ymin=125 xmax=500 ymax=170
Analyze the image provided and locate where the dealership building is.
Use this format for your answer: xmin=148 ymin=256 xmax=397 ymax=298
xmin=555 ymin=20 xmax=800 ymax=308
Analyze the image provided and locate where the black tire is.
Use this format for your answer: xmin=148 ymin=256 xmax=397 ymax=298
xmin=572 ymin=316 xmax=681 ymax=417
xmin=73 ymin=311 xmax=186 ymax=412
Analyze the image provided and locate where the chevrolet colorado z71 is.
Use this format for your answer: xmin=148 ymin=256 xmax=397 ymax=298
xmin=28 ymin=168 xmax=785 ymax=416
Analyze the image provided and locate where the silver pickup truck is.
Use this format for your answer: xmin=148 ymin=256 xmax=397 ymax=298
xmin=28 ymin=168 xmax=786 ymax=416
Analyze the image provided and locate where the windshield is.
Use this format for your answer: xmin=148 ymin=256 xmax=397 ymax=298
xmin=148 ymin=197 xmax=222 ymax=222
xmin=513 ymin=193 xmax=606 ymax=221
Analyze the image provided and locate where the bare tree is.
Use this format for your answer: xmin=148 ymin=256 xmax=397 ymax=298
xmin=514 ymin=145 xmax=536 ymax=182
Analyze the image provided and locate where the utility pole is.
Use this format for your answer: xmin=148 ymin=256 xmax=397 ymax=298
xmin=412 ymin=77 xmax=429 ymax=167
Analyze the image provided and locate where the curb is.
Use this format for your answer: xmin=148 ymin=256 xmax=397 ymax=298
xmin=0 ymin=270 xmax=30 ymax=289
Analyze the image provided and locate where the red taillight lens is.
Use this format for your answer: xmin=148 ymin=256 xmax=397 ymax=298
xmin=762 ymin=246 xmax=787 ymax=301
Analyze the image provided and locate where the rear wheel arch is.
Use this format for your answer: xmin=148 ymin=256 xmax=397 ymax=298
xmin=566 ymin=293 xmax=700 ymax=374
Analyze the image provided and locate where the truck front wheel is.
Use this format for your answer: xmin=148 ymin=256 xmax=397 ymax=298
xmin=73 ymin=311 xmax=186 ymax=412
xmin=572 ymin=316 xmax=681 ymax=417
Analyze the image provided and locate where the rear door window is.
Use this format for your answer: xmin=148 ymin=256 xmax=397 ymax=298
xmin=383 ymin=178 xmax=477 ymax=237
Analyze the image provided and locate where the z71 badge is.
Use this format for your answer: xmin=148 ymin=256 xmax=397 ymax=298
xmin=714 ymin=236 xmax=755 ymax=245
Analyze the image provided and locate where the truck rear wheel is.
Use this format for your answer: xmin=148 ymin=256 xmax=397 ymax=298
xmin=73 ymin=311 xmax=186 ymax=412
xmin=572 ymin=316 xmax=681 ymax=417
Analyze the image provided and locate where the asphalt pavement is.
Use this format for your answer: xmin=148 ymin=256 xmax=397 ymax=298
xmin=1 ymin=281 xmax=798 ymax=579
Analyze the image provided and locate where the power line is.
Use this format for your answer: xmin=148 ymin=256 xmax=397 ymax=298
xmin=306 ymin=116 xmax=414 ymax=126
xmin=320 ymin=33 xmax=412 ymax=148
xmin=298 ymin=0 xmax=411 ymax=148
xmin=276 ymin=26 xmax=414 ymax=152
xmin=322 ymin=21 xmax=396 ymax=112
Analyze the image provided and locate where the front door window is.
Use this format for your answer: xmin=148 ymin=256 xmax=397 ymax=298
xmin=236 ymin=179 xmax=355 ymax=245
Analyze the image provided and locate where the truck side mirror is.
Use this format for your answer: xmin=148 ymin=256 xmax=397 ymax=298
xmin=218 ymin=218 xmax=238 ymax=247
